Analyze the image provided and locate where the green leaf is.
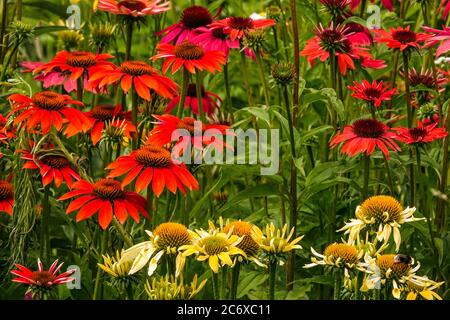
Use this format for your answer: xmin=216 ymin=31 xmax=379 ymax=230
xmin=237 ymin=271 xmax=269 ymax=299
xmin=220 ymin=183 xmax=281 ymax=213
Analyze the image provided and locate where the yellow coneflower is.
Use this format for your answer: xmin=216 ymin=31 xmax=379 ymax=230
xmin=98 ymin=250 xmax=133 ymax=278
xmin=361 ymin=253 xmax=425 ymax=299
xmin=144 ymin=274 xmax=207 ymax=300
xmin=223 ymin=220 xmax=263 ymax=266
xmin=120 ymin=222 xmax=193 ymax=276
xmin=251 ymin=222 xmax=303 ymax=256
xmin=401 ymin=279 xmax=444 ymax=300
xmin=338 ymin=196 xmax=422 ymax=250
xmin=176 ymin=223 xmax=246 ymax=275
xmin=304 ymin=243 xmax=363 ymax=270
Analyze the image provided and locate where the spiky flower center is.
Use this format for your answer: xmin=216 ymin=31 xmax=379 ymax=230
xmin=32 ymin=91 xmax=66 ymax=111
xmin=324 ymin=243 xmax=359 ymax=264
xmin=0 ymin=180 xmax=13 ymax=200
xmin=271 ymin=62 xmax=295 ymax=85
xmin=186 ymin=84 xmax=205 ymax=97
xmin=91 ymin=105 xmax=116 ymax=121
xmin=120 ymin=61 xmax=154 ymax=76
xmin=409 ymin=71 xmax=435 ymax=88
xmin=201 ymin=235 xmax=229 ymax=255
xmin=31 ymin=271 xmax=57 ymax=286
xmin=363 ymin=87 xmax=383 ymax=99
xmin=118 ymin=0 xmax=147 ymax=12
xmin=358 ymin=195 xmax=403 ymax=222
xmin=135 ymin=145 xmax=171 ymax=168
xmin=41 ymin=155 xmax=70 ymax=169
xmin=180 ymin=6 xmax=213 ymax=29
xmin=154 ymin=222 xmax=191 ymax=249
xmin=392 ymin=30 xmax=417 ymax=44
xmin=352 ymin=119 xmax=386 ymax=138
xmin=212 ymin=28 xmax=227 ymax=39
xmin=65 ymin=52 xmax=96 ymax=68
xmin=376 ymin=254 xmax=410 ymax=278
xmin=174 ymin=42 xmax=205 ymax=60
xmin=408 ymin=127 xmax=427 ymax=141
xmin=228 ymin=17 xmax=254 ymax=30
xmin=93 ymin=179 xmax=124 ymax=200
xmin=318 ymin=27 xmax=350 ymax=53
xmin=224 ymin=221 xmax=259 ymax=257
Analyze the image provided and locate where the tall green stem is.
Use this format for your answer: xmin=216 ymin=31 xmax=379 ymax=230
xmin=125 ymin=19 xmax=133 ymax=60
xmin=93 ymin=231 xmax=107 ymax=300
xmin=177 ymin=69 xmax=189 ymax=118
xmin=41 ymin=186 xmax=50 ymax=263
xmin=230 ymin=262 xmax=240 ymax=299
xmin=212 ymin=272 xmax=220 ymax=300
xmin=255 ymin=51 xmax=270 ymax=106
xmin=240 ymin=50 xmax=254 ymax=107
xmin=0 ymin=0 xmax=8 ymax=63
xmin=363 ymin=155 xmax=370 ymax=199
xmin=223 ymin=63 xmax=234 ymax=122
xmin=268 ymin=258 xmax=277 ymax=300
xmin=196 ymin=72 xmax=205 ymax=122
xmin=289 ymin=0 xmax=300 ymax=120
xmin=333 ymin=270 xmax=341 ymax=300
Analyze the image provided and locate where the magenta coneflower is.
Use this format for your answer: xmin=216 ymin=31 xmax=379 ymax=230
xmin=158 ymin=6 xmax=214 ymax=44
xmin=166 ymin=84 xmax=221 ymax=115
xmin=348 ymin=79 xmax=396 ymax=107
xmin=191 ymin=27 xmax=240 ymax=59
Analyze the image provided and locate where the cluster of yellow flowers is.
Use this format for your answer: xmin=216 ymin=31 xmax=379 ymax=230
xmin=98 ymin=218 xmax=303 ymax=300
xmin=304 ymin=195 xmax=443 ymax=300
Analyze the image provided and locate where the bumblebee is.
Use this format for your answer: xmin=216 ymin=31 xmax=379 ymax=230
xmin=394 ymin=254 xmax=412 ymax=265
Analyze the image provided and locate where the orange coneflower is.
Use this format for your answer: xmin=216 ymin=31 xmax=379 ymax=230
xmin=146 ymin=114 xmax=231 ymax=153
xmin=153 ymin=41 xmax=226 ymax=74
xmin=59 ymin=178 xmax=148 ymax=230
xmin=21 ymin=151 xmax=80 ymax=189
xmin=106 ymin=143 xmax=199 ymax=196
xmin=65 ymin=104 xmax=136 ymax=145
xmin=394 ymin=121 xmax=447 ymax=145
xmin=330 ymin=118 xmax=401 ymax=158
xmin=373 ymin=26 xmax=431 ymax=52
xmin=8 ymin=91 xmax=91 ymax=135
xmin=89 ymin=60 xmax=178 ymax=101
xmin=0 ymin=180 xmax=14 ymax=216
xmin=209 ymin=16 xmax=276 ymax=41
xmin=33 ymin=51 xmax=113 ymax=87
xmin=97 ymin=0 xmax=170 ymax=17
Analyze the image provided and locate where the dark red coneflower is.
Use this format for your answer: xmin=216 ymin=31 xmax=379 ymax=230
xmin=405 ymin=68 xmax=447 ymax=108
xmin=394 ymin=121 xmax=447 ymax=145
xmin=348 ymin=79 xmax=396 ymax=107
xmin=330 ymin=118 xmax=401 ymax=158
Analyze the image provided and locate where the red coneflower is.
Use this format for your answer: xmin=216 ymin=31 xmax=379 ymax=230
xmin=153 ymin=41 xmax=226 ymax=74
xmin=405 ymin=68 xmax=447 ymax=108
xmin=209 ymin=16 xmax=276 ymax=41
xmin=11 ymin=258 xmax=75 ymax=298
xmin=330 ymin=118 xmax=400 ymax=158
xmin=166 ymin=84 xmax=221 ymax=116
xmin=373 ymin=26 xmax=431 ymax=51
xmin=33 ymin=51 xmax=113 ymax=86
xmin=394 ymin=121 xmax=447 ymax=145
xmin=348 ymin=79 xmax=396 ymax=107
xmin=0 ymin=180 xmax=13 ymax=216
xmin=89 ymin=60 xmax=178 ymax=101
xmin=146 ymin=114 xmax=231 ymax=153
xmin=0 ymin=114 xmax=14 ymax=139
xmin=21 ymin=151 xmax=80 ymax=189
xmin=158 ymin=5 xmax=214 ymax=44
xmin=8 ymin=91 xmax=91 ymax=135
xmin=350 ymin=0 xmax=393 ymax=11
xmin=65 ymin=104 xmax=136 ymax=145
xmin=97 ymin=0 xmax=170 ymax=17
xmin=106 ymin=143 xmax=199 ymax=196
xmin=59 ymin=178 xmax=149 ymax=229
xmin=300 ymin=23 xmax=385 ymax=75
xmin=422 ymin=25 xmax=450 ymax=57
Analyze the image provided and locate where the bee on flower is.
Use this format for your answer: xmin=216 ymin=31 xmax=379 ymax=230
xmin=338 ymin=195 xmax=423 ymax=251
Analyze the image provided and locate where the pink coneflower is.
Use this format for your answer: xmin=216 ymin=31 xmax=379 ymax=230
xmin=394 ymin=121 xmax=447 ymax=145
xmin=423 ymin=25 xmax=450 ymax=57
xmin=191 ymin=27 xmax=240 ymax=59
xmin=438 ymin=0 xmax=450 ymax=20
xmin=166 ymin=84 xmax=221 ymax=115
xmin=158 ymin=6 xmax=214 ymax=44
xmin=97 ymin=0 xmax=170 ymax=17
xmin=21 ymin=61 xmax=77 ymax=92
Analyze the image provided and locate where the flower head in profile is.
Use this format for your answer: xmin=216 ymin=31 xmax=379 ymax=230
xmin=330 ymin=118 xmax=400 ymax=159
xmin=209 ymin=16 xmax=275 ymax=41
xmin=300 ymin=23 xmax=385 ymax=75
xmin=11 ymin=258 xmax=75 ymax=299
xmin=394 ymin=121 xmax=447 ymax=145
xmin=166 ymin=84 xmax=221 ymax=116
xmin=120 ymin=222 xmax=193 ymax=276
xmin=348 ymin=79 xmax=396 ymax=107
xmin=373 ymin=26 xmax=431 ymax=52
xmin=176 ymin=222 xmax=246 ymax=275
xmin=399 ymin=278 xmax=444 ymax=300
xmin=21 ymin=149 xmax=80 ymax=189
xmin=153 ymin=41 xmax=226 ymax=74
xmin=59 ymin=178 xmax=149 ymax=229
xmin=106 ymin=143 xmax=199 ymax=196
xmin=0 ymin=180 xmax=14 ymax=216
xmin=89 ymin=60 xmax=178 ymax=101
xmin=158 ymin=5 xmax=213 ymax=44
xmin=251 ymin=223 xmax=303 ymax=257
xmin=145 ymin=274 xmax=207 ymax=300
xmin=98 ymin=250 xmax=138 ymax=292
xmin=304 ymin=242 xmax=363 ymax=271
xmin=8 ymin=91 xmax=90 ymax=135
xmin=338 ymin=196 xmax=423 ymax=250
xmin=97 ymin=0 xmax=170 ymax=17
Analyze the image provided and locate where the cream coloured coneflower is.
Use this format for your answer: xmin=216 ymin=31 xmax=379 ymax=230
xmin=304 ymin=242 xmax=363 ymax=270
xmin=144 ymin=274 xmax=207 ymax=300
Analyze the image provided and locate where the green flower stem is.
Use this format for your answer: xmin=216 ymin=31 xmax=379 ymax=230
xmin=93 ymin=231 xmax=107 ymax=300
xmin=0 ymin=38 xmax=19 ymax=81
xmin=359 ymin=0 xmax=367 ymax=17
xmin=354 ymin=271 xmax=363 ymax=300
xmin=255 ymin=51 xmax=270 ymax=106
xmin=0 ymin=0 xmax=8 ymax=63
xmin=223 ymin=63 xmax=234 ymax=122
xmin=147 ymin=185 xmax=153 ymax=227
xmin=240 ymin=50 xmax=254 ymax=107
xmin=363 ymin=154 xmax=370 ymax=199
xmin=178 ymin=69 xmax=189 ymax=118
xmin=333 ymin=270 xmax=341 ymax=300
xmin=40 ymin=186 xmax=50 ymax=263
xmin=76 ymin=78 xmax=83 ymax=103
xmin=268 ymin=258 xmax=277 ymax=300
xmin=220 ymin=267 xmax=227 ymax=299
xmin=373 ymin=288 xmax=381 ymax=300
xmin=125 ymin=18 xmax=133 ymax=60
xmin=402 ymin=51 xmax=413 ymax=128
xmin=230 ymin=262 xmax=240 ymax=299
xmin=289 ymin=0 xmax=300 ymax=119
xmin=212 ymin=271 xmax=220 ymax=300
xmin=196 ymin=72 xmax=206 ymax=123
xmin=383 ymin=154 xmax=395 ymax=195
xmin=111 ymin=217 xmax=133 ymax=248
